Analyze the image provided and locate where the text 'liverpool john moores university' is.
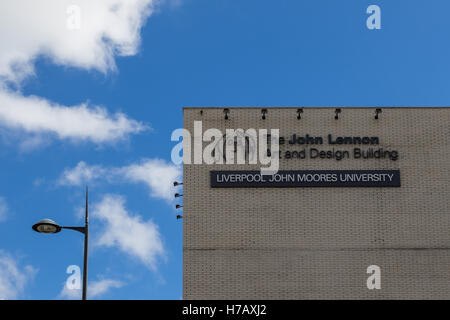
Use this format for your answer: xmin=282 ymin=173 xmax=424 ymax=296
xmin=210 ymin=170 xmax=401 ymax=188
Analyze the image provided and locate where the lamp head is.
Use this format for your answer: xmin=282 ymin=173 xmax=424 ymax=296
xmin=32 ymin=219 xmax=62 ymax=234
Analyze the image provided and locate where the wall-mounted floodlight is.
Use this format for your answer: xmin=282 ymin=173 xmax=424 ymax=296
xmin=223 ymin=108 xmax=230 ymax=120
xmin=176 ymin=215 xmax=183 ymax=220
xmin=297 ymin=108 xmax=303 ymax=120
xmin=261 ymin=109 xmax=268 ymax=120
xmin=375 ymin=108 xmax=382 ymax=119
xmin=173 ymin=181 xmax=183 ymax=187
xmin=176 ymin=204 xmax=183 ymax=209
xmin=174 ymin=193 xmax=183 ymax=198
xmin=335 ymin=108 xmax=341 ymax=120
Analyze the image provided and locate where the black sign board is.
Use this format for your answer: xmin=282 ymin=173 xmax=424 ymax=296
xmin=210 ymin=170 xmax=401 ymax=188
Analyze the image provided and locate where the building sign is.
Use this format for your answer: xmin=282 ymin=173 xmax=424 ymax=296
xmin=210 ymin=170 xmax=401 ymax=188
xmin=217 ymin=132 xmax=399 ymax=162
xmin=278 ymin=134 xmax=399 ymax=161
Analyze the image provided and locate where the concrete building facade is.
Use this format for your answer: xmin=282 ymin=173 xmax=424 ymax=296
xmin=183 ymin=107 xmax=450 ymax=299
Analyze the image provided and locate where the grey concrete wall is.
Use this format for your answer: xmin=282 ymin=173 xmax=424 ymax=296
xmin=183 ymin=107 xmax=450 ymax=299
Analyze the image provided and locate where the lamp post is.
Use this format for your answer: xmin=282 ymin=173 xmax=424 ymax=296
xmin=32 ymin=187 xmax=89 ymax=300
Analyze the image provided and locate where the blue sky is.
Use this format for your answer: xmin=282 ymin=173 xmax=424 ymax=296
xmin=0 ymin=0 xmax=449 ymax=299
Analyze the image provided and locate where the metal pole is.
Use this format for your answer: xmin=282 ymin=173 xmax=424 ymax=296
xmin=82 ymin=186 xmax=89 ymax=300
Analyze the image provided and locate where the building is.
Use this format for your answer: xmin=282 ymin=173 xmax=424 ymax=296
xmin=182 ymin=107 xmax=450 ymax=299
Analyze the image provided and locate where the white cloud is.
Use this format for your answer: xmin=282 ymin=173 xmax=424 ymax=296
xmin=0 ymin=0 xmax=156 ymax=145
xmin=0 ymin=0 xmax=156 ymax=84
xmin=59 ymin=159 xmax=182 ymax=202
xmin=59 ymin=161 xmax=107 ymax=186
xmin=0 ymin=90 xmax=147 ymax=144
xmin=92 ymin=194 xmax=165 ymax=270
xmin=119 ymin=159 xmax=182 ymax=201
xmin=0 ymin=197 xmax=8 ymax=222
xmin=58 ymin=278 xmax=124 ymax=300
xmin=0 ymin=251 xmax=36 ymax=300
xmin=89 ymin=279 xmax=124 ymax=297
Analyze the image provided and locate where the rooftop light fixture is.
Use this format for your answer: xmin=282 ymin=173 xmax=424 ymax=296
xmin=335 ymin=108 xmax=341 ymax=120
xmin=261 ymin=109 xmax=268 ymax=120
xmin=375 ymin=108 xmax=382 ymax=119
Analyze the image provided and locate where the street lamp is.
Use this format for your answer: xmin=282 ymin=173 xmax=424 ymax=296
xmin=32 ymin=187 xmax=89 ymax=300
